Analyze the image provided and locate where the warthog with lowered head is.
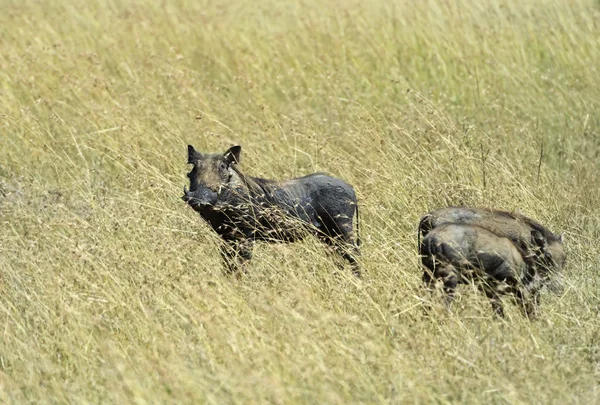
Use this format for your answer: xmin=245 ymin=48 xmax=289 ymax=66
xmin=420 ymin=223 xmax=542 ymax=317
xmin=182 ymin=144 xmax=361 ymax=276
xmin=418 ymin=206 xmax=566 ymax=295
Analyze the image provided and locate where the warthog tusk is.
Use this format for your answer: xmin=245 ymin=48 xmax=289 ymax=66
xmin=183 ymin=186 xmax=189 ymax=195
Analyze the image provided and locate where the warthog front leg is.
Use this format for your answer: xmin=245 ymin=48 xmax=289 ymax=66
xmin=516 ymin=267 xmax=544 ymax=319
xmin=515 ymin=286 xmax=541 ymax=320
xmin=220 ymin=239 xmax=254 ymax=276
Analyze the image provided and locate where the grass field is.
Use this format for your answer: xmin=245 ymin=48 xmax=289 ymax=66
xmin=1 ymin=0 xmax=600 ymax=403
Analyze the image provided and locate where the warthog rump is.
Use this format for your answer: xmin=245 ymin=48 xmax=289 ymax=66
xmin=182 ymin=144 xmax=361 ymax=276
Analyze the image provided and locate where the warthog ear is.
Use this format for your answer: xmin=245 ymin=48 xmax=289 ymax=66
xmin=187 ymin=144 xmax=201 ymax=164
xmin=224 ymin=145 xmax=242 ymax=165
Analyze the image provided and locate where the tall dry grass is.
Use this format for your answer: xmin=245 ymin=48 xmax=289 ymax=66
xmin=1 ymin=0 xmax=600 ymax=403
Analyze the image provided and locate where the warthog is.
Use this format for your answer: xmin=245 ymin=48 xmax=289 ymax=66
xmin=420 ymin=223 xmax=540 ymax=317
xmin=182 ymin=144 xmax=361 ymax=276
xmin=418 ymin=206 xmax=566 ymax=294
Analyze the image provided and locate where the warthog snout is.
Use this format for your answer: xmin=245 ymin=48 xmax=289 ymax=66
xmin=545 ymin=274 xmax=565 ymax=296
xmin=182 ymin=185 xmax=218 ymax=208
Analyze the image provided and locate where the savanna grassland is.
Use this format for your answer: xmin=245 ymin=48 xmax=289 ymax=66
xmin=1 ymin=0 xmax=600 ymax=403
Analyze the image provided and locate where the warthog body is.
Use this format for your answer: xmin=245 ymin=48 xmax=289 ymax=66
xmin=418 ymin=206 xmax=566 ymax=293
xmin=420 ymin=223 xmax=539 ymax=317
xmin=182 ymin=145 xmax=360 ymax=276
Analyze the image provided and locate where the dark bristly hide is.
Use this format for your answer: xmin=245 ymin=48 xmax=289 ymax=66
xmin=182 ymin=144 xmax=361 ymax=276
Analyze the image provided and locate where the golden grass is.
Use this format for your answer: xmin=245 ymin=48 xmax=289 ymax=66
xmin=1 ymin=0 xmax=600 ymax=402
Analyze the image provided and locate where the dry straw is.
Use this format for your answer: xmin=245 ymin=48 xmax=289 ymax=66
xmin=1 ymin=0 xmax=599 ymax=403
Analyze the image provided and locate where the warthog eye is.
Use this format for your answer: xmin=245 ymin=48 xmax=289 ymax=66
xmin=218 ymin=161 xmax=230 ymax=181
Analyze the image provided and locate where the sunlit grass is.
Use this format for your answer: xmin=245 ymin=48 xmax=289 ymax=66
xmin=1 ymin=0 xmax=600 ymax=403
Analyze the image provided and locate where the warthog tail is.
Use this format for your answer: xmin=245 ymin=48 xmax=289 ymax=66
xmin=355 ymin=204 xmax=361 ymax=247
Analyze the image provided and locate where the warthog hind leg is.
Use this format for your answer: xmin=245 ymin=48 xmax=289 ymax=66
xmin=318 ymin=217 xmax=360 ymax=277
xmin=440 ymin=266 xmax=459 ymax=308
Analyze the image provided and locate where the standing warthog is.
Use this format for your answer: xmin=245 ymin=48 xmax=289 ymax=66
xmin=418 ymin=206 xmax=566 ymax=295
xmin=182 ymin=144 xmax=361 ymax=276
xmin=420 ymin=223 xmax=540 ymax=317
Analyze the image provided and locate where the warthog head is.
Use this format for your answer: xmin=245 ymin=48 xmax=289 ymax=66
xmin=182 ymin=144 xmax=241 ymax=211
xmin=531 ymin=230 xmax=566 ymax=294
